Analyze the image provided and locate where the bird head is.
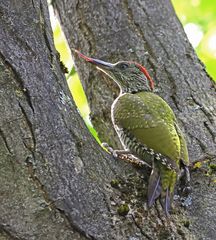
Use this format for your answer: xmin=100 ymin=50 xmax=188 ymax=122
xmin=73 ymin=49 xmax=154 ymax=94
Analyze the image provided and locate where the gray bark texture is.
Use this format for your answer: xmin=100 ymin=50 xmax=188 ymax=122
xmin=0 ymin=0 xmax=215 ymax=240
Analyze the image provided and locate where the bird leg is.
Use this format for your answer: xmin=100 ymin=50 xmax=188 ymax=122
xmin=177 ymin=163 xmax=192 ymax=207
xmin=101 ymin=142 xmax=151 ymax=168
xmin=178 ymin=164 xmax=191 ymax=195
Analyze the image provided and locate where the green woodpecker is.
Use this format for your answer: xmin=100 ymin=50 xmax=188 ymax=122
xmin=74 ymin=50 xmax=191 ymax=215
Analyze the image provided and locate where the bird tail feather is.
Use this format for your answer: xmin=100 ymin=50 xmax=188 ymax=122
xmin=159 ymin=188 xmax=171 ymax=216
xmin=147 ymin=168 xmax=171 ymax=215
xmin=147 ymin=169 xmax=161 ymax=207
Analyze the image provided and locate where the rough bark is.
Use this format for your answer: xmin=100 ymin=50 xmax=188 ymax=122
xmin=0 ymin=0 xmax=215 ymax=240
xmin=53 ymin=0 xmax=216 ymax=239
xmin=0 ymin=1 xmax=133 ymax=239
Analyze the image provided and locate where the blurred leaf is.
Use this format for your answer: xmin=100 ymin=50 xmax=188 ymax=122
xmin=67 ymin=66 xmax=77 ymax=79
xmin=172 ymin=0 xmax=216 ymax=81
xmin=67 ymin=74 xmax=90 ymax=118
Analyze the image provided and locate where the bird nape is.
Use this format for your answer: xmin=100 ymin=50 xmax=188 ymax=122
xmin=73 ymin=49 xmax=191 ymax=215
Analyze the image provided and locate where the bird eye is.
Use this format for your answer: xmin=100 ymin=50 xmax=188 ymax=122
xmin=118 ymin=63 xmax=129 ymax=70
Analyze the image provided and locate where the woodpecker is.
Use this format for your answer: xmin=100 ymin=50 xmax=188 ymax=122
xmin=74 ymin=50 xmax=191 ymax=215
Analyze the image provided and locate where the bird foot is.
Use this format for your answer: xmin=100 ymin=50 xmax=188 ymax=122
xmin=101 ymin=142 xmax=128 ymax=158
xmin=176 ymin=164 xmax=192 ymax=207
xmin=101 ymin=142 xmax=151 ymax=168
xmin=178 ymin=165 xmax=191 ymax=195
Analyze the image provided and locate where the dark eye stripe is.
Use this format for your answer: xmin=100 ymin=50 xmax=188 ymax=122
xmin=119 ymin=63 xmax=129 ymax=69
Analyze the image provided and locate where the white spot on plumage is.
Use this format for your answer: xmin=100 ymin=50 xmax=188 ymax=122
xmin=168 ymin=164 xmax=172 ymax=169
xmin=149 ymin=148 xmax=154 ymax=154
xmin=111 ymin=92 xmax=180 ymax=171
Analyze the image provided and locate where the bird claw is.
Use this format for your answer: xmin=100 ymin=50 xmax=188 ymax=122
xmin=101 ymin=142 xmax=151 ymax=168
xmin=174 ymin=194 xmax=193 ymax=207
xmin=178 ymin=165 xmax=191 ymax=193
xmin=181 ymin=195 xmax=193 ymax=207
xmin=101 ymin=142 xmax=119 ymax=158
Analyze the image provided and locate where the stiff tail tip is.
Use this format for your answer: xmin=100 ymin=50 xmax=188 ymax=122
xmin=147 ymin=170 xmax=171 ymax=216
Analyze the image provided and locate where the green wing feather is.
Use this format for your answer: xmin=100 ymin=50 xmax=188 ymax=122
xmin=174 ymin=123 xmax=189 ymax=166
xmin=113 ymin=92 xmax=181 ymax=163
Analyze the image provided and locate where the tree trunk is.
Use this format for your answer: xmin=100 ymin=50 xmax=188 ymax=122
xmin=53 ymin=0 xmax=216 ymax=239
xmin=0 ymin=1 xmax=215 ymax=240
xmin=54 ymin=0 xmax=216 ymax=160
xmin=0 ymin=1 xmax=124 ymax=239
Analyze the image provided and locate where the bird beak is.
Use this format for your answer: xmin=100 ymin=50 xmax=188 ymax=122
xmin=73 ymin=49 xmax=114 ymax=69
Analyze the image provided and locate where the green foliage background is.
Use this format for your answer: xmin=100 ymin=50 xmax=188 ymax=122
xmin=50 ymin=0 xmax=216 ymax=137
xmin=172 ymin=0 xmax=216 ymax=80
